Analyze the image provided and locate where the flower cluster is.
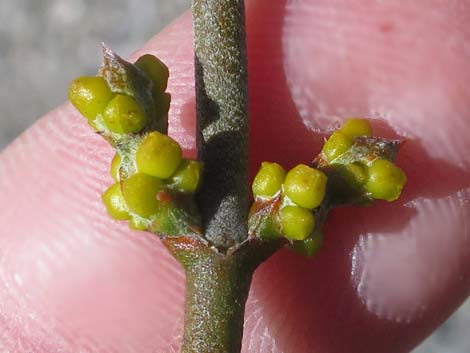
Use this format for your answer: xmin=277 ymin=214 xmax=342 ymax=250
xmin=321 ymin=118 xmax=407 ymax=202
xmin=249 ymin=119 xmax=407 ymax=256
xmin=69 ymin=49 xmax=202 ymax=236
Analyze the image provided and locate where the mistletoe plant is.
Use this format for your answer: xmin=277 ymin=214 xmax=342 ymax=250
xmin=68 ymin=1 xmax=406 ymax=352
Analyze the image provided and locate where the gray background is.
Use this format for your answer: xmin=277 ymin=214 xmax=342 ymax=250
xmin=0 ymin=1 xmax=467 ymax=352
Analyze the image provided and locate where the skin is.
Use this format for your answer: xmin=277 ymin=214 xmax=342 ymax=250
xmin=0 ymin=0 xmax=469 ymax=352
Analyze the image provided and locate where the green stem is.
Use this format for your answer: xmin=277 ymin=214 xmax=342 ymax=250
xmin=167 ymin=1 xmax=258 ymax=352
xmin=192 ymin=0 xmax=250 ymax=249
xmin=165 ymin=238 xmax=281 ymax=353
xmin=182 ymin=252 xmax=253 ymax=353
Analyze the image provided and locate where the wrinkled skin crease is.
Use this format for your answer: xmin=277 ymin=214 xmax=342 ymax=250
xmin=0 ymin=0 xmax=469 ymax=352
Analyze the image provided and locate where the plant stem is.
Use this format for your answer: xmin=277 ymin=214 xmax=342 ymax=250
xmin=168 ymin=1 xmax=259 ymax=352
xmin=164 ymin=238 xmax=281 ymax=353
xmin=193 ymin=0 xmax=249 ymax=249
xmin=182 ymin=257 xmax=250 ymax=353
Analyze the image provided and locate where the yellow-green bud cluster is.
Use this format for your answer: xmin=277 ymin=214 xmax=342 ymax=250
xmin=69 ymin=76 xmax=148 ymax=135
xmin=69 ymin=54 xmax=202 ymax=234
xmin=252 ymin=162 xmax=327 ymax=243
xmin=250 ymin=118 xmax=407 ymax=256
xmin=101 ymin=132 xmax=202 ymax=230
xmin=321 ymin=118 xmax=407 ymax=202
xmin=68 ymin=54 xmax=170 ymax=136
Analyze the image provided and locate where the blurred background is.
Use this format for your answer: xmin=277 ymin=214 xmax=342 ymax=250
xmin=0 ymin=1 xmax=468 ymax=352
